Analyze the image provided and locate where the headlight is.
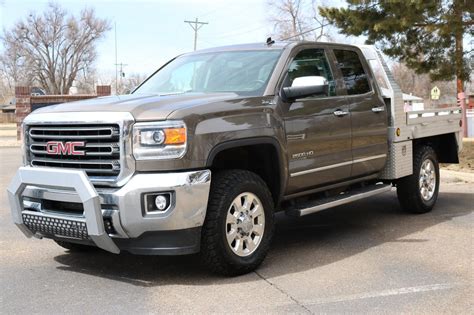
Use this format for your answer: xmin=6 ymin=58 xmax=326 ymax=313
xmin=133 ymin=121 xmax=187 ymax=160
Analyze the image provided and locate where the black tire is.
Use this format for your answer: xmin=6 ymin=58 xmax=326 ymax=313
xmin=397 ymin=145 xmax=440 ymax=214
xmin=200 ymin=170 xmax=275 ymax=276
xmin=54 ymin=240 xmax=95 ymax=252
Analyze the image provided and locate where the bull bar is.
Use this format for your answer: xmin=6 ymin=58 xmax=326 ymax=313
xmin=7 ymin=167 xmax=120 ymax=254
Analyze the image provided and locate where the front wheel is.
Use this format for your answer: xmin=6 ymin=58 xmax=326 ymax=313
xmin=397 ymin=145 xmax=440 ymax=214
xmin=200 ymin=170 xmax=274 ymax=276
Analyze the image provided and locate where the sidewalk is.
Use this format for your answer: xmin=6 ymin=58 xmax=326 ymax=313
xmin=0 ymin=123 xmax=19 ymax=147
xmin=440 ymin=169 xmax=474 ymax=183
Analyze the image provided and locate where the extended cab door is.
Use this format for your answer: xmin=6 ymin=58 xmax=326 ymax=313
xmin=332 ymin=48 xmax=388 ymax=177
xmin=281 ymin=46 xmax=352 ymax=194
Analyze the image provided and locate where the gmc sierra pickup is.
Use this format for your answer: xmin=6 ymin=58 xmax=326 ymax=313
xmin=8 ymin=41 xmax=463 ymax=276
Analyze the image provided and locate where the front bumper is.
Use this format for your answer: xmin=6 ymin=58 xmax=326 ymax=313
xmin=7 ymin=167 xmax=211 ymax=255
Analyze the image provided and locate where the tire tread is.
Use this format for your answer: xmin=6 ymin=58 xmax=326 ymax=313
xmin=201 ymin=169 xmax=274 ymax=276
xmin=397 ymin=145 xmax=439 ymax=214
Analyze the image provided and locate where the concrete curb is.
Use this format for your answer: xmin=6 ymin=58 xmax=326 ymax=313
xmin=440 ymin=169 xmax=474 ymax=183
xmin=0 ymin=141 xmax=21 ymax=147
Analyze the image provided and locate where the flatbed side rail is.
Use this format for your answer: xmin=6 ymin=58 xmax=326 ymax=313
xmin=407 ymin=107 xmax=462 ymax=126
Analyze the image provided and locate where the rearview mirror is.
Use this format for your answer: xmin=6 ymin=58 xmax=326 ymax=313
xmin=281 ymin=76 xmax=328 ymax=101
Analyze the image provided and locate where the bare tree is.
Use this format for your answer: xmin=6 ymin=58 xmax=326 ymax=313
xmin=392 ymin=62 xmax=457 ymax=105
xmin=268 ymin=0 xmax=308 ymax=40
xmin=89 ymin=71 xmax=147 ymax=95
xmin=0 ymin=3 xmax=110 ymax=94
xmin=119 ymin=72 xmax=147 ymax=94
xmin=392 ymin=62 xmax=431 ymax=99
xmin=0 ymin=43 xmax=34 ymax=91
xmin=268 ymin=0 xmax=331 ymax=41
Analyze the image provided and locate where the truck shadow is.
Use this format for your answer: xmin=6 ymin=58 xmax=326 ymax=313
xmin=54 ymin=191 xmax=473 ymax=286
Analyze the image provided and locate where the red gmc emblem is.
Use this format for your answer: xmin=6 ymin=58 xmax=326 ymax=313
xmin=46 ymin=141 xmax=85 ymax=156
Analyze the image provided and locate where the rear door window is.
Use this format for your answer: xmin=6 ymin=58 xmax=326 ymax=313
xmin=333 ymin=50 xmax=371 ymax=95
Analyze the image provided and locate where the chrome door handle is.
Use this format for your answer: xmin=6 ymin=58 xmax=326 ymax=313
xmin=333 ymin=110 xmax=349 ymax=117
xmin=372 ymin=106 xmax=385 ymax=113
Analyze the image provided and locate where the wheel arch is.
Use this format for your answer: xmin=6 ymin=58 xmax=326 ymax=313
xmin=413 ymin=133 xmax=459 ymax=164
xmin=206 ymin=137 xmax=286 ymax=205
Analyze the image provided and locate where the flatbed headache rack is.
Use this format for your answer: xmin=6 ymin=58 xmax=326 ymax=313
xmin=359 ymin=45 xmax=463 ymax=180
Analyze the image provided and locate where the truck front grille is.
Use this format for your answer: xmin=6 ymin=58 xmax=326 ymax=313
xmin=26 ymin=124 xmax=121 ymax=178
xmin=22 ymin=213 xmax=89 ymax=240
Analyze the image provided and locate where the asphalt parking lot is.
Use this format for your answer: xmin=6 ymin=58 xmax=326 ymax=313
xmin=1 ymin=147 xmax=473 ymax=314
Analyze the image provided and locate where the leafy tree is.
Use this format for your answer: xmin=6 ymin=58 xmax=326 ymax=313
xmin=320 ymin=0 xmax=473 ymax=95
xmin=0 ymin=3 xmax=110 ymax=94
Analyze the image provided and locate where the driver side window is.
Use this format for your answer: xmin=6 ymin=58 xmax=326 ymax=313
xmin=285 ymin=49 xmax=336 ymax=97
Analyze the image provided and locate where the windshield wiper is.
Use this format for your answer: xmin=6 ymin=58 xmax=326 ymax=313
xmin=158 ymin=89 xmax=194 ymax=96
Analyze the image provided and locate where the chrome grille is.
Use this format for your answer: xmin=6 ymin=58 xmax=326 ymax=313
xmin=26 ymin=124 xmax=121 ymax=178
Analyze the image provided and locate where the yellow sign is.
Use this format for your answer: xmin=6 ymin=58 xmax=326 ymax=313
xmin=431 ymin=86 xmax=440 ymax=100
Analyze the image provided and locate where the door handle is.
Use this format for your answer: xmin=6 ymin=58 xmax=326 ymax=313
xmin=333 ymin=110 xmax=349 ymax=117
xmin=371 ymin=106 xmax=385 ymax=113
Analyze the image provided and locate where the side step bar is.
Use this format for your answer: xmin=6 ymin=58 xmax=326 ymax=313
xmin=285 ymin=184 xmax=393 ymax=217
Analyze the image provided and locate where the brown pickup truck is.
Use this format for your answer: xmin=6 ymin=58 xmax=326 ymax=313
xmin=8 ymin=41 xmax=462 ymax=276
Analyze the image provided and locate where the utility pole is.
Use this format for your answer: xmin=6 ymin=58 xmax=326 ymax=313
xmin=114 ymin=22 xmax=118 ymax=94
xmin=114 ymin=62 xmax=128 ymax=94
xmin=184 ymin=18 xmax=208 ymax=51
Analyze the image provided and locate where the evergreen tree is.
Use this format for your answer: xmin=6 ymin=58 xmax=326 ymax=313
xmin=320 ymin=0 xmax=473 ymax=95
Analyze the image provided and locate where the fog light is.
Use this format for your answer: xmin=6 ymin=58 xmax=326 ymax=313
xmin=144 ymin=192 xmax=172 ymax=214
xmin=155 ymin=195 xmax=167 ymax=210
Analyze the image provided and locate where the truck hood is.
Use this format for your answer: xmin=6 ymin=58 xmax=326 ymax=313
xmin=32 ymin=93 xmax=238 ymax=121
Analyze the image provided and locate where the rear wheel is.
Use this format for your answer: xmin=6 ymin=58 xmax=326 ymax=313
xmin=397 ymin=145 xmax=440 ymax=214
xmin=201 ymin=170 xmax=274 ymax=276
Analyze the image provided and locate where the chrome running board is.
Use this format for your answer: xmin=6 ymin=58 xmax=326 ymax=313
xmin=285 ymin=184 xmax=393 ymax=217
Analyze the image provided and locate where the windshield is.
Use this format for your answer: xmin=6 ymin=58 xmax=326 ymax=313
xmin=134 ymin=49 xmax=282 ymax=96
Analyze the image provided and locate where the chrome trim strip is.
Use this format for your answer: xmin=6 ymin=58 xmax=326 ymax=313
xmin=287 ymin=134 xmax=306 ymax=141
xmin=29 ymin=126 xmax=117 ymax=132
xmin=29 ymin=126 xmax=117 ymax=140
xmin=291 ymin=160 xmax=352 ymax=177
xmin=29 ymin=134 xmax=115 ymax=140
xmin=353 ymin=154 xmax=387 ymax=164
xmin=31 ymin=158 xmax=119 ymax=166
xmin=290 ymin=154 xmax=387 ymax=177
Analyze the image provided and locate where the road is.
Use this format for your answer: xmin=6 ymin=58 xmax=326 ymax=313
xmin=1 ymin=147 xmax=472 ymax=314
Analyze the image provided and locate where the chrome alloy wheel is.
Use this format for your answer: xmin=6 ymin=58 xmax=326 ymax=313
xmin=225 ymin=192 xmax=265 ymax=257
xmin=419 ymin=159 xmax=436 ymax=201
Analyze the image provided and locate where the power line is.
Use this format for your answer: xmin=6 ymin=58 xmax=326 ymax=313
xmin=114 ymin=62 xmax=128 ymax=93
xmin=114 ymin=62 xmax=128 ymax=78
xmin=209 ymin=24 xmax=268 ymax=40
xmin=280 ymin=23 xmax=331 ymax=41
xmin=184 ymin=18 xmax=209 ymax=51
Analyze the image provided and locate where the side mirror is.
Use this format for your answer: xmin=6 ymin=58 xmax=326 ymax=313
xmin=281 ymin=76 xmax=328 ymax=101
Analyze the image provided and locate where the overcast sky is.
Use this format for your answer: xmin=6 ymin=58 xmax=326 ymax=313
xmin=0 ymin=0 xmax=286 ymax=77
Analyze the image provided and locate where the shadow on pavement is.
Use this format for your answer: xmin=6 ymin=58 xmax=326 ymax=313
xmin=54 ymin=191 xmax=473 ymax=286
